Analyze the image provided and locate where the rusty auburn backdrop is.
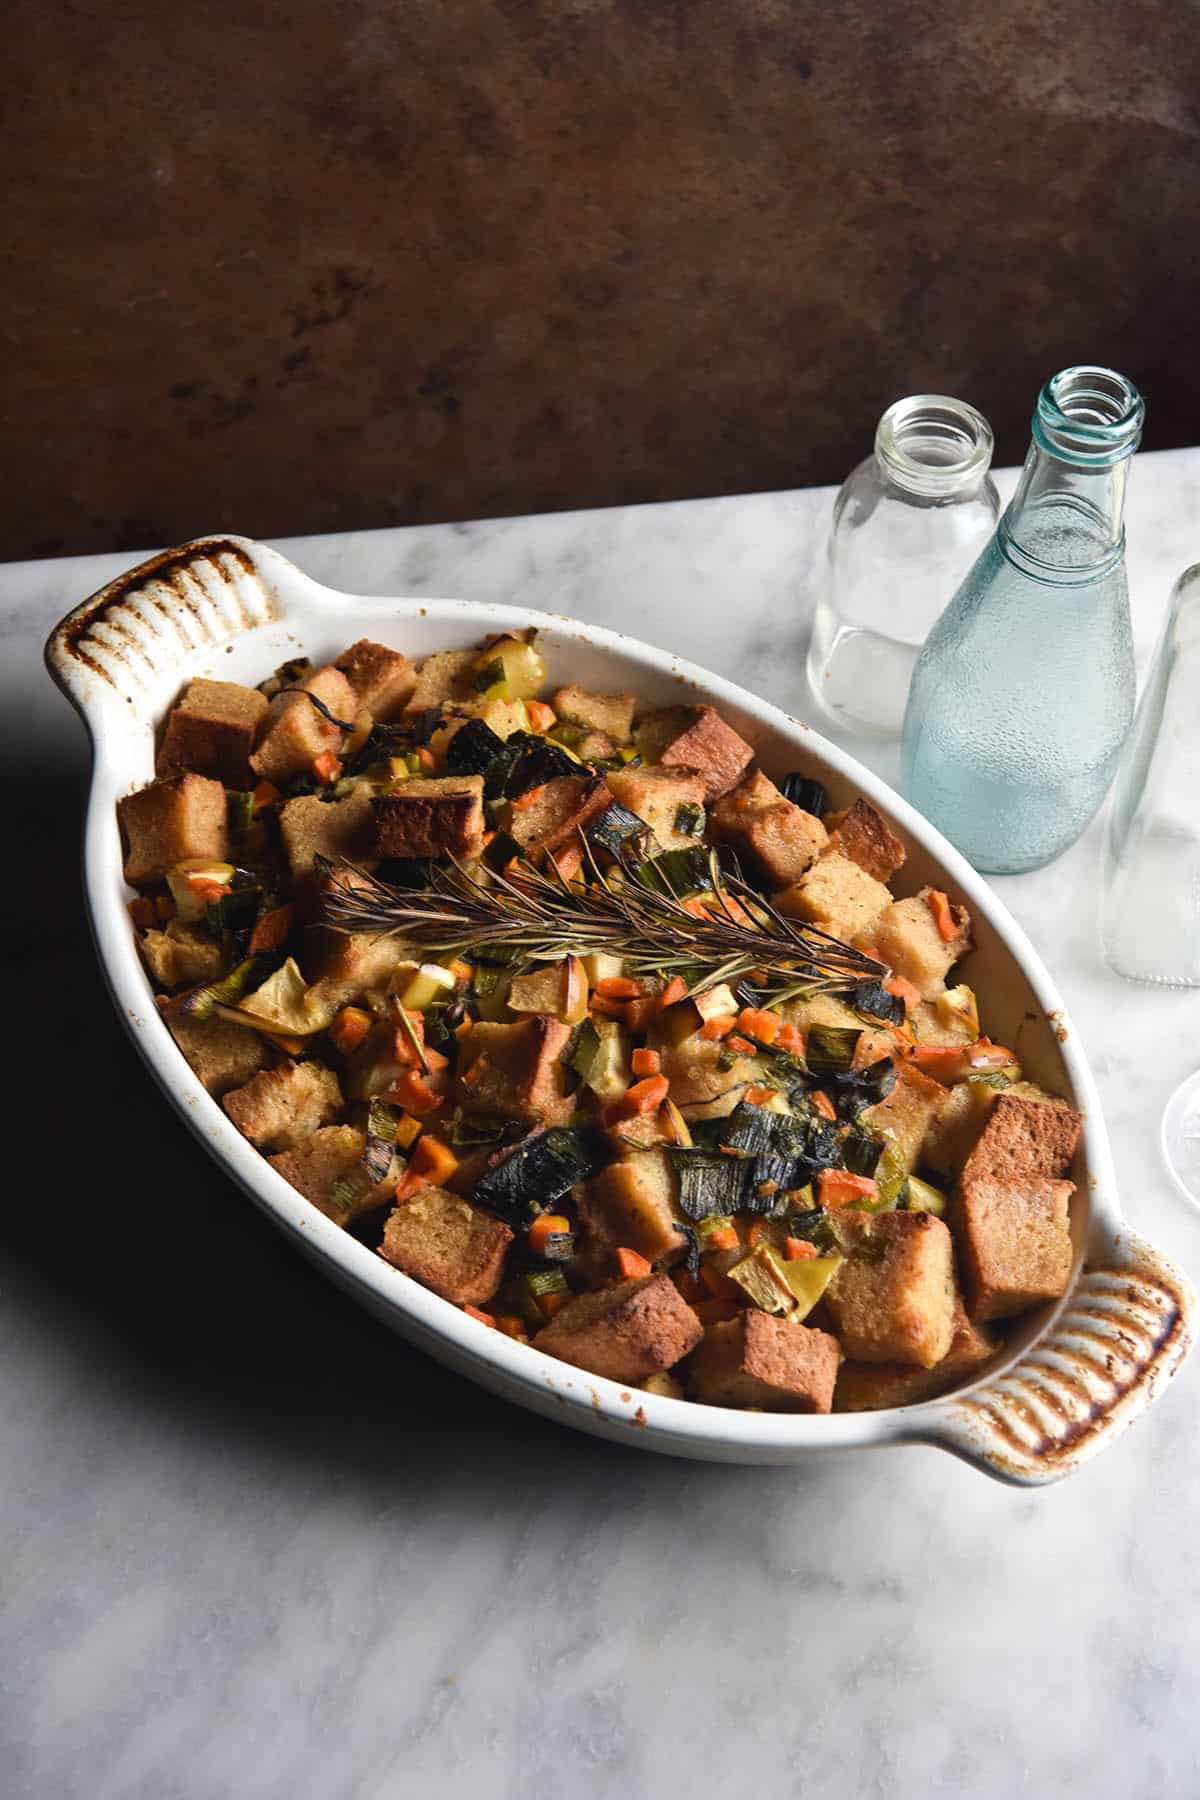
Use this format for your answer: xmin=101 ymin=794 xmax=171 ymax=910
xmin=5 ymin=0 xmax=1200 ymax=560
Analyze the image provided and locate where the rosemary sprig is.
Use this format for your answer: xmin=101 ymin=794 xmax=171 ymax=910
xmin=318 ymin=842 xmax=884 ymax=1003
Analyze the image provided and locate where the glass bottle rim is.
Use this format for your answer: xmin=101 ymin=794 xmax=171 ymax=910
xmin=1032 ymin=365 xmax=1144 ymax=467
xmin=874 ymin=395 xmax=994 ymax=498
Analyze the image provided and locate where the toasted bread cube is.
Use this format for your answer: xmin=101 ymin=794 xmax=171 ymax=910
xmin=222 ymin=1059 xmax=343 ymax=1151
xmin=156 ymin=678 xmax=269 ymax=788
xmin=138 ymin=920 xmax=226 ymax=991
xmin=652 ymin=1029 xmax=761 ymax=1118
xmin=834 ymin=1298 xmax=999 ymax=1410
xmin=711 ymin=769 xmax=829 ymax=886
xmin=861 ymin=1061 xmax=948 ymax=1172
xmin=553 ymin=683 xmax=636 ymax=741
xmin=505 ymin=774 xmax=611 ymax=859
xmin=379 ymin=1184 xmax=513 ymax=1304
xmin=250 ymin=665 xmax=355 ymax=786
xmin=774 ymin=852 xmax=893 ymax=943
xmin=404 ymin=649 xmax=479 ymax=712
xmin=532 ymin=1273 xmax=703 ymax=1382
xmin=306 ymin=935 xmax=417 ymax=1013
xmin=118 ymin=773 xmax=229 ymax=886
xmin=690 ymin=1313 xmax=841 ymax=1413
xmin=268 ymin=1124 xmax=391 ymax=1225
xmin=961 ymin=1089 xmax=1082 ymax=1186
xmin=279 ymin=784 xmax=376 ymax=878
xmin=575 ymin=1149 xmax=688 ymax=1272
xmin=956 ymin=1174 xmax=1075 ymax=1322
xmin=777 ymin=991 xmax=891 ymax=1069
xmin=604 ymin=765 xmax=708 ymax=853
xmin=824 ymin=799 xmax=907 ymax=883
xmin=640 ymin=704 xmax=755 ymax=800
xmin=456 ymin=1017 xmax=574 ymax=1124
xmin=864 ymin=889 xmax=972 ymax=999
xmin=335 ymin=639 xmax=416 ymax=720
xmin=372 ymin=775 xmax=485 ymax=860
xmin=827 ymin=1210 xmax=957 ymax=1368
xmin=923 ymin=1080 xmax=1001 ymax=1178
xmin=162 ymin=998 xmax=268 ymax=1095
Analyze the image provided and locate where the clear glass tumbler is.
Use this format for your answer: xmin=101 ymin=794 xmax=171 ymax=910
xmin=806 ymin=395 xmax=1000 ymax=740
xmin=1100 ymin=563 xmax=1200 ymax=986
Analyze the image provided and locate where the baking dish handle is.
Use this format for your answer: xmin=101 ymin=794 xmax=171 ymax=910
xmin=44 ymin=535 xmax=285 ymax=725
xmin=922 ymin=1225 xmax=1194 ymax=1486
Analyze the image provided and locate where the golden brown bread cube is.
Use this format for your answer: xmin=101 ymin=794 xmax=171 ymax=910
xmin=710 ymin=770 xmax=829 ymax=887
xmin=604 ymin=765 xmax=708 ymax=853
xmin=652 ymin=1029 xmax=761 ymax=1118
xmin=923 ymin=1080 xmax=1002 ymax=1179
xmin=268 ymin=1124 xmax=391 ymax=1225
xmin=824 ymin=798 xmax=907 ymax=883
xmin=279 ymin=784 xmax=376 ymax=878
xmin=138 ymin=920 xmax=226 ymax=990
xmin=379 ymin=1185 xmax=513 ymax=1305
xmin=552 ymin=683 xmax=636 ymax=741
xmin=404 ymin=649 xmax=479 ymax=711
xmin=118 ymin=773 xmax=229 ymax=885
xmin=455 ymin=1017 xmax=574 ymax=1124
xmin=826 ymin=1209 xmax=957 ymax=1368
xmin=372 ymin=775 xmax=485 ymax=860
xmin=863 ymin=889 xmax=972 ymax=999
xmin=773 ymin=852 xmax=893 ymax=943
xmin=532 ymin=1273 xmax=703 ymax=1382
xmin=690 ymin=1313 xmax=841 ymax=1412
xmin=334 ymin=639 xmax=416 ymax=720
xmin=250 ymin=665 xmax=355 ymax=786
xmin=834 ymin=1298 xmax=999 ymax=1410
xmin=642 ymin=704 xmax=755 ymax=800
xmin=860 ymin=1061 xmax=948 ymax=1172
xmin=575 ymin=1149 xmax=688 ymax=1272
xmin=156 ymin=678 xmax=269 ymax=788
xmin=955 ymin=1174 xmax=1075 ymax=1322
xmin=961 ymin=1090 xmax=1082 ymax=1186
xmin=222 ymin=1059 xmax=343 ymax=1151
xmin=162 ymin=998 xmax=269 ymax=1096
xmin=504 ymin=774 xmax=611 ymax=859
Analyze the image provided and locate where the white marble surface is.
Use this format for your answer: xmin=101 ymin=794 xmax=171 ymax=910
xmin=6 ymin=451 xmax=1200 ymax=1799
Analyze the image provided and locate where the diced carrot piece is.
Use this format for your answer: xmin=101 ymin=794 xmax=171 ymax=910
xmin=818 ymin=1168 xmax=879 ymax=1208
xmin=589 ymin=993 xmax=629 ymax=1020
xmin=744 ymin=1084 xmax=776 ymax=1106
xmin=700 ymin=1013 xmax=738 ymax=1040
xmin=775 ymin=1022 xmax=806 ymax=1054
xmin=726 ymin=1035 xmax=756 ymax=1057
xmin=538 ymin=1290 xmax=568 ymax=1320
xmin=415 ymin=746 xmax=436 ymax=773
xmin=631 ymin=1047 xmax=662 ymax=1077
xmin=884 ymin=974 xmax=922 ymax=1013
xmin=738 ymin=1008 xmax=781 ymax=1045
xmin=251 ymin=779 xmax=281 ymax=814
xmin=446 ymin=958 xmax=474 ymax=984
xmin=273 ymin=1035 xmax=307 ymax=1057
xmin=549 ymin=843 xmax=583 ymax=882
xmin=682 ymin=897 xmax=712 ymax=919
xmin=460 ymin=1052 xmax=492 ymax=1090
xmin=394 ymin=1112 xmax=423 ymax=1151
xmin=785 ymin=1237 xmax=818 ymax=1261
xmin=528 ymin=1213 xmax=571 ymax=1257
xmin=410 ymin=1134 xmax=459 ymax=1184
xmin=248 ymin=903 xmax=294 ymax=954
xmin=493 ymin=1314 xmax=529 ymax=1339
xmin=619 ymin=1073 xmax=670 ymax=1116
xmin=462 ymin=1304 xmax=496 ymax=1327
xmin=810 ymin=1089 xmax=837 ymax=1121
xmin=596 ymin=976 xmax=643 ymax=999
xmin=128 ymin=896 xmax=157 ymax=930
xmin=311 ymin=750 xmax=342 ymax=784
xmin=330 ymin=1005 xmax=372 ymax=1055
xmin=390 ymin=1010 xmax=426 ymax=1068
xmin=511 ymin=782 xmax=550 ymax=813
xmin=659 ymin=975 xmax=689 ymax=1008
xmin=526 ymin=700 xmax=556 ymax=733
xmin=707 ymin=1223 xmax=739 ymax=1252
xmin=423 ymin=1046 xmax=450 ymax=1075
xmin=392 ymin=1070 xmax=444 ymax=1115
xmin=928 ymin=889 xmax=957 ymax=942
xmin=393 ymin=1169 xmax=430 ymax=1203
xmin=616 ymin=1247 xmax=653 ymax=1279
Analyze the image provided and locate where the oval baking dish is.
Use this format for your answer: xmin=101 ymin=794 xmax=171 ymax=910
xmin=46 ymin=535 xmax=1195 ymax=1486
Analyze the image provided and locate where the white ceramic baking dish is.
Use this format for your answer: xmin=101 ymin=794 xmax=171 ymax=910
xmin=46 ymin=535 xmax=1195 ymax=1486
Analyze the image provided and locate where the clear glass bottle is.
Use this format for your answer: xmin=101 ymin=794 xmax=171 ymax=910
xmin=901 ymin=366 xmax=1144 ymax=874
xmin=1101 ymin=564 xmax=1200 ymax=985
xmin=806 ymin=395 xmax=1000 ymax=739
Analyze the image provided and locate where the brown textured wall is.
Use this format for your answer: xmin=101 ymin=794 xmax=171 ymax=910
xmin=6 ymin=0 xmax=1200 ymax=560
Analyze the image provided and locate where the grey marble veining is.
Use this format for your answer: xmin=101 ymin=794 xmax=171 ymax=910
xmin=6 ymin=455 xmax=1200 ymax=1800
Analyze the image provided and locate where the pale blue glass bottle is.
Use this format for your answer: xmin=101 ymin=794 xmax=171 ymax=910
xmin=900 ymin=366 xmax=1144 ymax=874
